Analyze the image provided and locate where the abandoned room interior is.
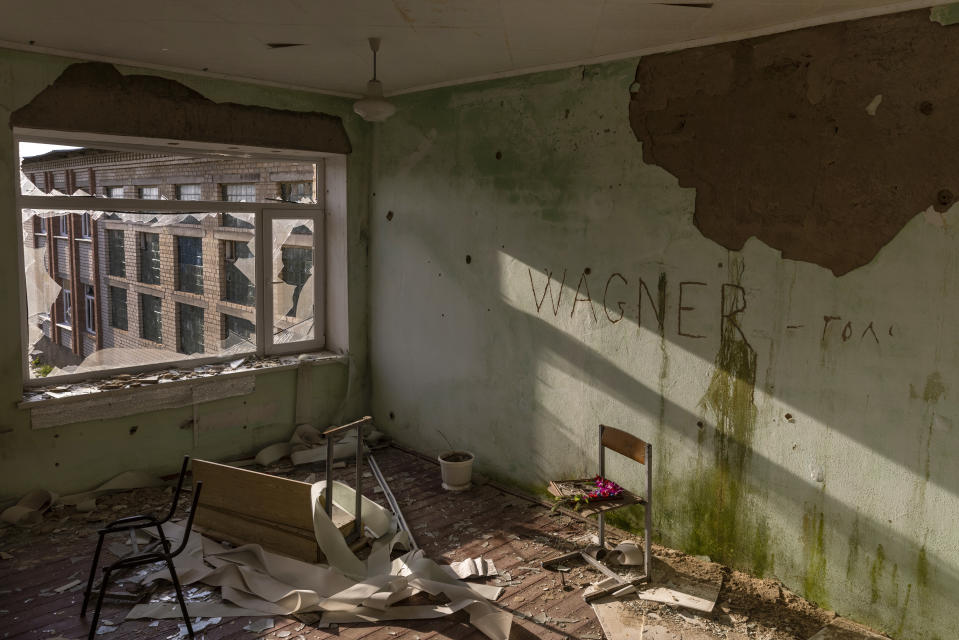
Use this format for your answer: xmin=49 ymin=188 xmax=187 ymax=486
xmin=1 ymin=2 xmax=957 ymax=639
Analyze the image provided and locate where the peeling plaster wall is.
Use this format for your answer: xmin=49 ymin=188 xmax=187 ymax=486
xmin=369 ymin=11 xmax=959 ymax=639
xmin=0 ymin=48 xmax=372 ymax=499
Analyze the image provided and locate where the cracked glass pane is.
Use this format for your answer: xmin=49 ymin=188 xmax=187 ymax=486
xmin=272 ymin=218 xmax=314 ymax=345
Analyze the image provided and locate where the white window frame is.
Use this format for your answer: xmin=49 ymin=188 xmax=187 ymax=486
xmin=84 ymin=285 xmax=95 ymax=333
xmin=60 ymin=287 xmax=72 ymax=327
xmin=80 ymin=212 xmax=92 ymax=238
xmin=15 ymin=131 xmax=331 ymax=387
xmin=106 ymin=186 xmax=124 ymax=198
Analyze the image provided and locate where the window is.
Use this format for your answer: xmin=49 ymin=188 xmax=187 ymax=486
xmin=221 ymin=183 xmax=255 ymax=202
xmin=84 ymin=285 xmax=96 ymax=333
xmin=280 ymin=181 xmax=313 ymax=203
xmin=140 ymin=294 xmax=162 ymax=343
xmin=176 ymin=184 xmax=202 ymax=201
xmin=80 ymin=212 xmax=92 ymax=239
xmin=176 ymin=236 xmax=203 ymax=294
xmin=36 ymin=215 xmax=46 ymax=234
xmin=138 ymin=232 xmax=160 ymax=285
xmin=223 ymin=240 xmax=255 ymax=306
xmin=61 ymin=287 xmax=72 ymax=326
xmin=223 ymin=314 xmax=255 ymax=345
xmin=107 ymin=230 xmax=125 ymax=277
xmin=109 ymin=287 xmax=128 ymax=331
xmin=18 ymin=137 xmax=327 ymax=382
xmin=177 ymin=303 xmax=204 ymax=355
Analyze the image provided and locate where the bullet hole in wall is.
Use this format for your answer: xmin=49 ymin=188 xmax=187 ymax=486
xmin=937 ymin=190 xmax=953 ymax=207
xmin=495 ymin=151 xmax=502 ymax=160
xmin=696 ymin=421 xmax=704 ymax=429
xmin=53 ymin=433 xmax=59 ymax=438
xmin=584 ymin=267 xmax=591 ymax=275
xmin=389 ymin=411 xmax=395 ymax=420
xmin=920 ymin=100 xmax=934 ymax=115
xmin=54 ymin=462 xmax=60 ymax=467
xmin=465 ymin=255 xmax=472 ymax=264
xmin=717 ymin=262 xmax=723 ymax=268
xmin=129 ymin=425 xmax=138 ymax=435
xmin=785 ymin=413 xmax=794 ymax=422
xmin=386 ymin=211 xmax=394 ymax=221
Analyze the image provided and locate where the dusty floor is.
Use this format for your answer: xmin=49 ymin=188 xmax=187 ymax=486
xmin=0 ymin=446 xmax=885 ymax=639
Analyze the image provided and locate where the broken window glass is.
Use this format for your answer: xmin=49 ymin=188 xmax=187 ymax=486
xmin=279 ymin=181 xmax=313 ymax=203
xmin=272 ymin=218 xmax=314 ymax=345
xmin=176 ymin=236 xmax=203 ymax=295
xmin=223 ymin=314 xmax=255 ymax=347
xmin=18 ymin=141 xmax=321 ymax=380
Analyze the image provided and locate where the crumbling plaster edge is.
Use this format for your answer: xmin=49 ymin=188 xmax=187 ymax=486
xmin=18 ymin=351 xmax=348 ymax=415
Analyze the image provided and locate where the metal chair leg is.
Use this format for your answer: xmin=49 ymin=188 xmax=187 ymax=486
xmin=88 ymin=565 xmax=113 ymax=640
xmin=166 ymin=555 xmax=193 ymax=639
xmin=80 ymin=532 xmax=105 ymax=617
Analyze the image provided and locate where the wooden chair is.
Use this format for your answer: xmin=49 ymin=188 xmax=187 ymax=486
xmin=543 ymin=424 xmax=652 ymax=601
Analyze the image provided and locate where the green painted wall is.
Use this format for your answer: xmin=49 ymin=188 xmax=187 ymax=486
xmin=0 ymin=48 xmax=371 ymax=498
xmin=369 ymin=60 xmax=959 ymax=638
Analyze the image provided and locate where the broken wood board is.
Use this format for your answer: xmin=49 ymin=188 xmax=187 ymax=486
xmin=807 ymin=619 xmax=888 ymax=639
xmin=29 ymin=374 xmax=255 ymax=429
xmin=192 ymin=459 xmax=353 ymax=563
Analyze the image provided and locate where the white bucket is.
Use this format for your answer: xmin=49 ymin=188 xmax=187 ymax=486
xmin=438 ymin=451 xmax=474 ymax=491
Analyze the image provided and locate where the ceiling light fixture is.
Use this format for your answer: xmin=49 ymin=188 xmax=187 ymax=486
xmin=353 ymin=37 xmax=396 ymax=122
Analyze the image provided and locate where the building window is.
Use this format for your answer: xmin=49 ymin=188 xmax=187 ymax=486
xmin=109 ymin=286 xmax=128 ymax=331
xmin=140 ymin=294 xmax=162 ymax=343
xmin=279 ymin=181 xmax=313 ymax=203
xmin=80 ymin=212 xmax=92 ymax=239
xmin=138 ymin=232 xmax=161 ymax=285
xmin=84 ymin=285 xmax=96 ymax=333
xmin=176 ymin=236 xmax=203 ymax=294
xmin=221 ymin=183 xmax=256 ymax=202
xmin=176 ymin=184 xmax=202 ymax=201
xmin=223 ymin=314 xmax=255 ymax=345
xmin=138 ymin=186 xmax=160 ymax=200
xmin=18 ymin=137 xmax=326 ymax=382
xmin=107 ymin=230 xmax=125 ymax=277
xmin=61 ymin=287 xmax=72 ymax=326
xmin=223 ymin=240 xmax=255 ymax=307
xmin=280 ymin=247 xmax=313 ymax=317
xmin=177 ymin=303 xmax=204 ymax=355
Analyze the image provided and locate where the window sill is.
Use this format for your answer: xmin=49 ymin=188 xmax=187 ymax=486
xmin=20 ymin=350 xmax=348 ymax=428
xmin=77 ymin=237 xmax=92 ymax=243
xmin=56 ymin=323 xmax=72 ymax=331
xmin=53 ymin=235 xmax=69 ymax=240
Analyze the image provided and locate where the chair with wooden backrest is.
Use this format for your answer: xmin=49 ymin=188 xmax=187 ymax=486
xmin=597 ymin=424 xmax=652 ymax=575
xmin=543 ymin=424 xmax=652 ymax=601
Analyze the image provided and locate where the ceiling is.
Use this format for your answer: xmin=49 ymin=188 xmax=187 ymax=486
xmin=0 ymin=0 xmax=944 ymax=97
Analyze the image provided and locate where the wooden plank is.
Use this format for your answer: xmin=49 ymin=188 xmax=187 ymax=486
xmin=29 ymin=374 xmax=254 ymax=429
xmin=192 ymin=459 xmax=315 ymax=532
xmin=194 ymin=507 xmax=322 ymax=563
xmin=600 ymin=425 xmax=646 ymax=464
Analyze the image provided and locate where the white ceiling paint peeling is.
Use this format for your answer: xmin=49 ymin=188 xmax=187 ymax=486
xmin=0 ymin=0 xmax=948 ymax=97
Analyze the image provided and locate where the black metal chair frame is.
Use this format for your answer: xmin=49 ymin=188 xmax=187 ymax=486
xmin=80 ymin=456 xmax=203 ymax=639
